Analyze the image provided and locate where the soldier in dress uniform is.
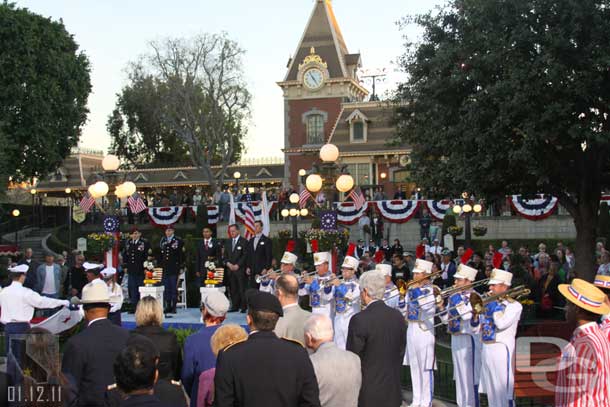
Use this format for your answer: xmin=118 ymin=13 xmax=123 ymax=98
xmin=121 ymin=227 xmax=150 ymax=309
xmin=159 ymin=225 xmax=184 ymax=314
xmin=439 ymin=264 xmax=480 ymax=407
xmin=301 ymin=251 xmax=335 ymax=320
xmin=330 ymin=255 xmax=360 ymax=350
xmin=593 ymin=274 xmax=610 ymax=339
xmin=471 ymin=269 xmax=522 ymax=407
xmin=214 ymin=290 xmax=320 ymax=407
xmin=260 ymin=251 xmax=299 ymax=294
xmin=398 ymin=259 xmax=440 ymax=407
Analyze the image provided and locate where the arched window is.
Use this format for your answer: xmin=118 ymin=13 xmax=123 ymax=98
xmin=306 ymin=114 xmax=324 ymax=145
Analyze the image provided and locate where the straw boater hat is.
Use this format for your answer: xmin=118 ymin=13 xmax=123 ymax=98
xmin=313 ymin=252 xmax=331 ymax=266
xmin=594 ymin=275 xmax=610 ymax=291
xmin=454 ymin=264 xmax=478 ymax=281
xmin=413 ymin=259 xmax=433 ymax=275
xmin=488 ymin=269 xmax=513 ymax=286
xmin=341 ymin=256 xmax=358 ymax=270
xmin=375 ymin=263 xmax=392 ymax=277
xmin=559 ymin=278 xmax=610 ymax=315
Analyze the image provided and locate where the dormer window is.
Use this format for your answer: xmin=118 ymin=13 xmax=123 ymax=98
xmin=302 ymin=109 xmax=328 ymax=145
xmin=346 ymin=109 xmax=369 ymax=143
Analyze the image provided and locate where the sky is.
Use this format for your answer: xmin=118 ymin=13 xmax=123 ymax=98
xmin=16 ymin=0 xmax=445 ymax=159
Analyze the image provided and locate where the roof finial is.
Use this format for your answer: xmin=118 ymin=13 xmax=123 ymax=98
xmin=310 ymin=46 xmax=316 ymax=55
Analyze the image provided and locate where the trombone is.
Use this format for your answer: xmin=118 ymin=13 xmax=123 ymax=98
xmin=255 ymin=269 xmax=282 ymax=284
xmin=417 ymin=278 xmax=491 ymax=307
xmin=423 ymin=285 xmax=532 ymax=330
xmin=384 ymin=270 xmax=444 ymax=302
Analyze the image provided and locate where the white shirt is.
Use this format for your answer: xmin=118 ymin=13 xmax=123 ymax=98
xmin=0 ymin=281 xmax=68 ymax=324
xmin=108 ymin=282 xmax=123 ymax=313
xmin=42 ymin=265 xmax=56 ymax=294
xmin=428 ymin=245 xmax=443 ymax=255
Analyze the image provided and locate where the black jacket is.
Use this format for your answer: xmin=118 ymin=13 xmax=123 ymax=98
xmin=105 ymin=381 xmax=186 ymax=407
xmin=346 ymin=300 xmax=406 ymax=407
xmin=246 ymin=234 xmax=273 ymax=277
xmin=62 ymin=318 xmax=130 ymax=407
xmin=65 ymin=265 xmax=88 ymax=294
xmin=18 ymin=258 xmax=38 ymax=290
xmin=130 ymin=326 xmax=182 ymax=380
xmin=223 ymin=236 xmax=248 ymax=271
xmin=195 ymin=238 xmax=221 ymax=275
xmin=122 ymin=239 xmax=151 ymax=276
xmin=214 ymin=331 xmax=320 ymax=407
xmin=159 ymin=236 xmax=184 ymax=275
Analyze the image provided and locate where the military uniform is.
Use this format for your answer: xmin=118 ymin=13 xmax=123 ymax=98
xmin=159 ymin=234 xmax=184 ymax=313
xmin=122 ymin=238 xmax=150 ymax=305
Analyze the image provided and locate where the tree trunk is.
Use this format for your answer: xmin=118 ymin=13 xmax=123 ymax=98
xmin=573 ymin=209 xmax=598 ymax=282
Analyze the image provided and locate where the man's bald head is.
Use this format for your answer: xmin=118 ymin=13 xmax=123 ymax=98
xmin=276 ymin=274 xmax=299 ymax=300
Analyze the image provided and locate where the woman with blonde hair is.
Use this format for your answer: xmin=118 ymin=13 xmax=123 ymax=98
xmin=196 ymin=324 xmax=248 ymax=407
xmin=131 ymin=295 xmax=182 ymax=380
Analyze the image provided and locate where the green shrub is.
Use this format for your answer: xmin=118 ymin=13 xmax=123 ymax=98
xmin=168 ymin=327 xmax=198 ymax=349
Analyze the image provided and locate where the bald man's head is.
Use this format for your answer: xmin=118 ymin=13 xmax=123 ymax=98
xmin=276 ymin=274 xmax=298 ymax=299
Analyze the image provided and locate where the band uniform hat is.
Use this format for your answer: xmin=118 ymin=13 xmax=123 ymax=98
xmin=413 ymin=259 xmax=434 ymax=274
xmin=78 ymin=281 xmax=117 ymax=304
xmin=246 ymin=289 xmax=283 ymax=317
xmin=403 ymin=252 xmax=414 ymax=258
xmin=488 ymin=269 xmax=513 ymax=286
xmin=313 ymin=251 xmax=331 ymax=266
xmin=593 ymin=274 xmax=610 ymax=291
xmin=375 ymin=263 xmax=392 ymax=277
xmin=202 ymin=290 xmax=230 ymax=317
xmin=559 ymin=278 xmax=610 ymax=315
xmin=100 ymin=267 xmax=117 ymax=279
xmin=8 ymin=264 xmax=29 ymax=273
xmin=454 ymin=264 xmax=478 ymax=281
xmin=281 ymin=251 xmax=298 ymax=265
xmin=341 ymin=256 xmax=359 ymax=270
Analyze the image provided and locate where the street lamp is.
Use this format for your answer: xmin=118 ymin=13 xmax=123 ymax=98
xmin=284 ymin=192 xmax=308 ymax=239
xmin=452 ymin=196 xmax=482 ymax=249
xmin=304 ymin=143 xmax=355 ymax=210
xmin=233 ymin=171 xmax=241 ymax=191
xmin=12 ymin=209 xmax=20 ymax=246
xmin=65 ymin=188 xmax=73 ymax=249
xmin=86 ymin=154 xmax=137 ymax=217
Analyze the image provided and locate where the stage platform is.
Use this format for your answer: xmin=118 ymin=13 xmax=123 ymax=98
xmin=121 ymin=307 xmax=247 ymax=331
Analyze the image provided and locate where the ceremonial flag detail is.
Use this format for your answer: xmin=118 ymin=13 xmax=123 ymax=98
xmin=426 ymin=200 xmax=452 ymax=220
xmin=299 ymin=187 xmax=313 ymax=208
xmin=510 ymin=195 xmax=558 ymax=220
xmin=347 ymin=187 xmax=366 ymax=209
xmin=79 ymin=192 xmax=95 ymax=213
xmin=147 ymin=207 xmax=184 ymax=227
xmin=127 ymin=193 xmax=147 ymax=214
xmin=335 ymin=202 xmax=368 ymax=225
xmin=243 ymin=204 xmax=256 ymax=239
xmin=373 ymin=200 xmax=420 ymax=223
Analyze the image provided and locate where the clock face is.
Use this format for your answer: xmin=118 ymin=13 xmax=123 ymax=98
xmin=303 ymin=68 xmax=324 ymax=90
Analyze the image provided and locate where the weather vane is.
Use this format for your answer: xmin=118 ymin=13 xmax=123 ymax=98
xmin=359 ymin=67 xmax=387 ymax=101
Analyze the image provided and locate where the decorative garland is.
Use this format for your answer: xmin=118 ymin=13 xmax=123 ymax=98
xmin=206 ymin=206 xmax=219 ymax=224
xmin=148 ymin=206 xmax=185 ymax=227
xmin=374 ymin=200 xmax=420 ymax=223
xmin=509 ymin=195 xmax=558 ymax=221
xmin=335 ymin=202 xmax=369 ymax=225
xmin=426 ymin=200 xmax=451 ymax=221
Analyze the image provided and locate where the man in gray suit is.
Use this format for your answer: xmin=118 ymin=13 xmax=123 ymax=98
xmin=274 ymin=274 xmax=311 ymax=346
xmin=305 ymin=314 xmax=361 ymax=407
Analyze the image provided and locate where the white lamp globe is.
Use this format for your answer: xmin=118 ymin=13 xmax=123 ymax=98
xmin=115 ymin=184 xmax=126 ymax=198
xmin=289 ymin=208 xmax=298 ymax=217
xmin=305 ymin=174 xmax=323 ymax=192
xmin=30 ymin=189 xmax=37 ymax=195
xmin=95 ymin=181 xmax=109 ymax=197
xmin=289 ymin=193 xmax=300 ymax=204
xmin=233 ymin=171 xmax=241 ymax=179
xmin=65 ymin=188 xmax=71 ymax=194
xmin=88 ymin=184 xmax=98 ymax=198
xmin=298 ymin=169 xmax=307 ymax=177
xmin=122 ymin=181 xmax=136 ymax=196
xmin=281 ymin=209 xmax=289 ymax=218
xmin=12 ymin=209 xmax=20 ymax=217
xmin=335 ymin=174 xmax=354 ymax=193
xmin=452 ymin=205 xmax=461 ymax=214
xmin=300 ymin=208 xmax=309 ymax=217
xmin=319 ymin=143 xmax=339 ymax=162
xmin=462 ymin=204 xmax=472 ymax=213
xmin=102 ymin=155 xmax=120 ymax=171
xmin=473 ymin=204 xmax=482 ymax=213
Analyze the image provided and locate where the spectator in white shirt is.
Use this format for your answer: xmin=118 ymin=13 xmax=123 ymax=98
xmin=498 ymin=240 xmax=512 ymax=259
xmin=428 ymin=239 xmax=443 ymax=255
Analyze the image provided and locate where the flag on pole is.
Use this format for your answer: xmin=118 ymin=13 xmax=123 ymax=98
xmin=261 ymin=190 xmax=271 ymax=236
xmin=243 ymin=204 xmax=256 ymax=240
xmin=347 ymin=187 xmax=366 ymax=210
xmin=79 ymin=192 xmax=95 ymax=213
xmin=299 ymin=187 xmax=313 ymax=209
xmin=228 ymin=192 xmax=237 ymax=237
xmin=127 ymin=192 xmax=147 ymax=214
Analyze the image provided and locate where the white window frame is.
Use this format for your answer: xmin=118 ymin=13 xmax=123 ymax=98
xmin=346 ymin=109 xmax=369 ymax=144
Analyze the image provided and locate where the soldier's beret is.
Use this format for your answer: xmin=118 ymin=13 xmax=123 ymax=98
xmin=246 ymin=289 xmax=283 ymax=317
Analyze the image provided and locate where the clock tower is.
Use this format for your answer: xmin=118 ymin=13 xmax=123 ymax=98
xmin=278 ymin=0 xmax=368 ymax=187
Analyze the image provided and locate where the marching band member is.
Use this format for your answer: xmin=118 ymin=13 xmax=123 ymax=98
xmin=471 ymin=269 xmax=522 ymax=407
xmin=380 ymin=264 xmax=399 ymax=309
xmin=593 ymin=274 xmax=610 ymax=339
xmin=260 ymin=251 xmax=299 ymax=294
xmin=331 ymin=255 xmax=360 ymax=349
xmin=302 ymin=251 xmax=335 ymax=320
xmin=101 ymin=267 xmax=124 ymax=326
xmin=400 ymin=259 xmax=439 ymax=407
xmin=439 ymin=264 xmax=480 ymax=407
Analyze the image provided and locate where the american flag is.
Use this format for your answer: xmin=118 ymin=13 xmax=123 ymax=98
xmin=243 ymin=204 xmax=256 ymax=240
xmin=347 ymin=187 xmax=366 ymax=210
xmin=79 ymin=192 xmax=96 ymax=213
xmin=127 ymin=192 xmax=147 ymax=214
xmin=299 ymin=187 xmax=312 ymax=208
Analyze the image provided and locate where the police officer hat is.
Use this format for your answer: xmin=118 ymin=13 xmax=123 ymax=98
xmin=246 ymin=289 xmax=283 ymax=317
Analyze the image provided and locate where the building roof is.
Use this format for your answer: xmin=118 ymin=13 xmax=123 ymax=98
xmin=284 ymin=0 xmax=352 ymax=81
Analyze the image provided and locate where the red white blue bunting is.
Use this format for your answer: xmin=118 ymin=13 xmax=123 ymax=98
xmin=190 ymin=205 xmax=220 ymax=224
xmin=426 ymin=200 xmax=451 ymax=221
xmin=235 ymin=201 xmax=277 ymax=223
xmin=148 ymin=206 xmax=184 ymax=227
xmin=335 ymin=202 xmax=369 ymax=225
xmin=374 ymin=200 xmax=420 ymax=223
xmin=510 ymin=195 xmax=558 ymax=221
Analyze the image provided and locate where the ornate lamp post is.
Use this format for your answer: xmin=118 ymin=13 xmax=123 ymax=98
xmin=87 ymin=154 xmax=137 ymax=217
xmin=281 ymin=193 xmax=309 ymax=239
xmin=233 ymin=171 xmax=241 ymax=190
xmin=305 ymin=143 xmax=354 ymax=210
xmin=65 ymin=187 xmax=73 ymax=249
xmin=11 ymin=209 xmax=20 ymax=246
xmin=452 ymin=193 xmax=482 ymax=249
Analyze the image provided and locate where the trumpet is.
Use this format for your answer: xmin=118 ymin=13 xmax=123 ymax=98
xmin=255 ymin=269 xmax=282 ymax=284
xmin=323 ymin=276 xmax=345 ymax=288
xmin=297 ymin=270 xmax=319 ymax=283
xmin=423 ymin=285 xmax=531 ymax=330
xmin=417 ymin=278 xmax=491 ymax=307
xmin=384 ymin=270 xmax=443 ymax=302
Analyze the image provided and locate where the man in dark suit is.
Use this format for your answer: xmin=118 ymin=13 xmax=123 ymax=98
xmin=18 ymin=247 xmax=38 ymax=290
xmin=195 ymin=227 xmax=221 ymax=292
xmin=347 ymin=270 xmax=407 ymax=407
xmin=214 ymin=290 xmax=320 ymax=407
xmin=122 ymin=228 xmax=151 ymax=308
xmin=223 ymin=224 xmax=248 ymax=312
xmin=62 ymin=281 xmax=130 ymax=407
xmin=159 ymin=225 xmax=184 ymax=314
xmin=246 ymin=220 xmax=273 ymax=289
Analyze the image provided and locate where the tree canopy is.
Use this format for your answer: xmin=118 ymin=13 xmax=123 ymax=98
xmin=393 ymin=0 xmax=610 ymax=280
xmin=0 ymin=2 xmax=91 ymax=187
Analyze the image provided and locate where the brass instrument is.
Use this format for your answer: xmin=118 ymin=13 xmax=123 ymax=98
xmin=255 ymin=269 xmax=282 ymax=284
xmin=424 ymin=285 xmax=531 ymax=330
xmin=297 ymin=270 xmax=319 ymax=283
xmin=418 ymin=278 xmax=491 ymax=307
xmin=384 ymin=270 xmax=443 ymax=302
xmin=323 ymin=276 xmax=344 ymax=288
